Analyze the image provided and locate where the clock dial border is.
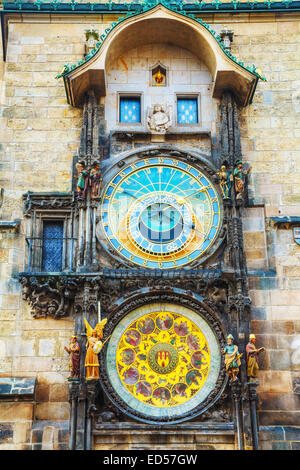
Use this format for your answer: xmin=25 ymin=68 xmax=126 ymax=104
xmin=99 ymin=156 xmax=223 ymax=270
xmin=99 ymin=291 xmax=227 ymax=424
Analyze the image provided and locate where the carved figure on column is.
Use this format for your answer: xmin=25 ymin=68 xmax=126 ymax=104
xmin=89 ymin=162 xmax=103 ymax=199
xmin=84 ymin=317 xmax=107 ymax=380
xmin=246 ymin=334 xmax=265 ymax=382
xmin=221 ymin=334 xmax=243 ymax=382
xmin=234 ymin=160 xmax=251 ymax=200
xmin=216 ymin=163 xmax=233 ymax=199
xmin=65 ymin=335 xmax=81 ymax=380
xmin=75 ymin=160 xmax=89 ymax=200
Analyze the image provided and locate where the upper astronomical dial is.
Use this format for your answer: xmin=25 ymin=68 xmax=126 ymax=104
xmin=100 ymin=157 xmax=222 ymax=269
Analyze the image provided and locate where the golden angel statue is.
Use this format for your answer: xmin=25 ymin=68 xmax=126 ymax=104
xmin=84 ymin=317 xmax=107 ymax=380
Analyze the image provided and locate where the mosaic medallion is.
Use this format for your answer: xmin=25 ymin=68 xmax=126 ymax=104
xmin=105 ymin=302 xmax=223 ymax=422
xmin=115 ymin=311 xmax=211 ymax=408
xmin=148 ymin=342 xmax=179 ymax=375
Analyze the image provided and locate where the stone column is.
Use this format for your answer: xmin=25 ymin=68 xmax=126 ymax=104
xmin=86 ymin=380 xmax=98 ymax=450
xmin=230 ymin=380 xmax=244 ymax=450
xmin=68 ymin=380 xmax=80 ymax=450
xmin=248 ymin=381 xmax=259 ymax=450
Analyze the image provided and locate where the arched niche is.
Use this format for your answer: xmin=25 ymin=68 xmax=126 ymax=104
xmin=63 ymin=5 xmax=258 ymax=107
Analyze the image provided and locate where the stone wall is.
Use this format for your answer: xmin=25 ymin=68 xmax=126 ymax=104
xmin=105 ymin=42 xmax=215 ymax=157
xmin=0 ymin=10 xmax=299 ymax=449
xmin=93 ymin=425 xmax=235 ymax=451
xmin=226 ymin=16 xmax=300 ymax=428
xmin=105 ymin=42 xmax=216 ymax=136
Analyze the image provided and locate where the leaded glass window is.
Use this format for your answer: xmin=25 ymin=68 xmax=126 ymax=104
xmin=177 ymin=97 xmax=198 ymax=124
xmin=120 ymin=96 xmax=141 ymax=123
xmin=42 ymin=221 xmax=64 ymax=272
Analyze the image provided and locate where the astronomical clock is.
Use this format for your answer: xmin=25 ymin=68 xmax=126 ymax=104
xmin=18 ymin=2 xmax=259 ymax=449
xmin=99 ymin=156 xmax=222 ymax=270
xmin=97 ymin=154 xmax=226 ymax=424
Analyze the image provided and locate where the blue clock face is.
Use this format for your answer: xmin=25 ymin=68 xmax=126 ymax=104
xmin=100 ymin=157 xmax=222 ymax=269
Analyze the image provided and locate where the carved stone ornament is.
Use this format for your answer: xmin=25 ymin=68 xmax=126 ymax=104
xmin=97 ymin=272 xmax=228 ymax=315
xmin=23 ymin=192 xmax=75 ymax=216
xmin=20 ymin=275 xmax=80 ymax=318
xmin=147 ymin=104 xmax=172 ymax=134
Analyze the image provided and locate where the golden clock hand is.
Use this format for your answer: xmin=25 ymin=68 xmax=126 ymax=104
xmin=187 ymin=187 xmax=210 ymax=198
xmin=185 ymin=223 xmax=205 ymax=237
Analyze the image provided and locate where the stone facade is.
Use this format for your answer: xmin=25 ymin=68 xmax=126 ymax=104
xmin=0 ymin=1 xmax=300 ymax=450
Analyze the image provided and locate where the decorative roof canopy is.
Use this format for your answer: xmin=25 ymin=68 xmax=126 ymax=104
xmin=58 ymin=3 xmax=265 ymax=107
xmin=3 ymin=0 xmax=300 ymax=14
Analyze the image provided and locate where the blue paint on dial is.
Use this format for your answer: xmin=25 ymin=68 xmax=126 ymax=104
xmin=100 ymin=157 xmax=222 ymax=269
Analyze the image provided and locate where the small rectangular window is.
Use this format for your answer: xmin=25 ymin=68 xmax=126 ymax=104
xmin=177 ymin=97 xmax=198 ymax=124
xmin=119 ymin=96 xmax=141 ymax=123
xmin=42 ymin=221 xmax=64 ymax=272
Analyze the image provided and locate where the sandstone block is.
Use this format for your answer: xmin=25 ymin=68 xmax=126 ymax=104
xmin=0 ymin=403 xmax=33 ymax=422
xmin=36 ymin=384 xmax=50 ymax=402
xmin=269 ymin=349 xmax=291 ymax=371
xmin=258 ymin=371 xmax=292 ymax=394
xmin=0 ymin=320 xmax=16 ymax=336
xmin=5 ymin=72 xmax=32 ymax=87
xmin=13 ymin=422 xmax=31 ymax=445
xmin=271 ymin=290 xmax=300 ymax=307
xmin=35 ymin=403 xmax=69 ymax=421
xmin=37 ymin=372 xmax=67 ymax=385
xmin=49 ymin=384 xmax=68 ymax=402
xmin=259 ymin=411 xmax=300 ymax=426
xmin=13 ymin=357 xmax=53 ymax=373
xmin=16 ymin=339 xmax=36 ymax=357
xmin=38 ymin=339 xmax=56 ymax=357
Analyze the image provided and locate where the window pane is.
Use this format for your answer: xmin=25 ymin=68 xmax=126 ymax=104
xmin=42 ymin=221 xmax=63 ymax=272
xmin=120 ymin=97 xmax=141 ymax=123
xmin=177 ymin=98 xmax=198 ymax=124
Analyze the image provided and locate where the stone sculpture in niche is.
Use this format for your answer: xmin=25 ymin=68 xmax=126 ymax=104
xmin=234 ymin=160 xmax=251 ymax=200
xmin=147 ymin=104 xmax=172 ymax=134
xmin=151 ymin=63 xmax=167 ymax=87
xmin=65 ymin=335 xmax=81 ymax=380
xmin=221 ymin=334 xmax=243 ymax=382
xmin=246 ymin=334 xmax=265 ymax=382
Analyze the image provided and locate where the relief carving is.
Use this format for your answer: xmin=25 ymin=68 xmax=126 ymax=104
xmin=20 ymin=276 xmax=79 ymax=318
xmin=147 ymin=104 xmax=172 ymax=134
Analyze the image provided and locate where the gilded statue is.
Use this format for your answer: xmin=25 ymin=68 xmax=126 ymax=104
xmin=84 ymin=317 xmax=107 ymax=380
xmin=246 ymin=334 xmax=265 ymax=382
xmin=216 ymin=164 xmax=233 ymax=199
xmin=153 ymin=68 xmax=165 ymax=86
xmin=221 ymin=334 xmax=243 ymax=382
xmin=64 ymin=335 xmax=81 ymax=380
xmin=233 ymin=160 xmax=251 ymax=200
xmin=75 ymin=160 xmax=89 ymax=200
